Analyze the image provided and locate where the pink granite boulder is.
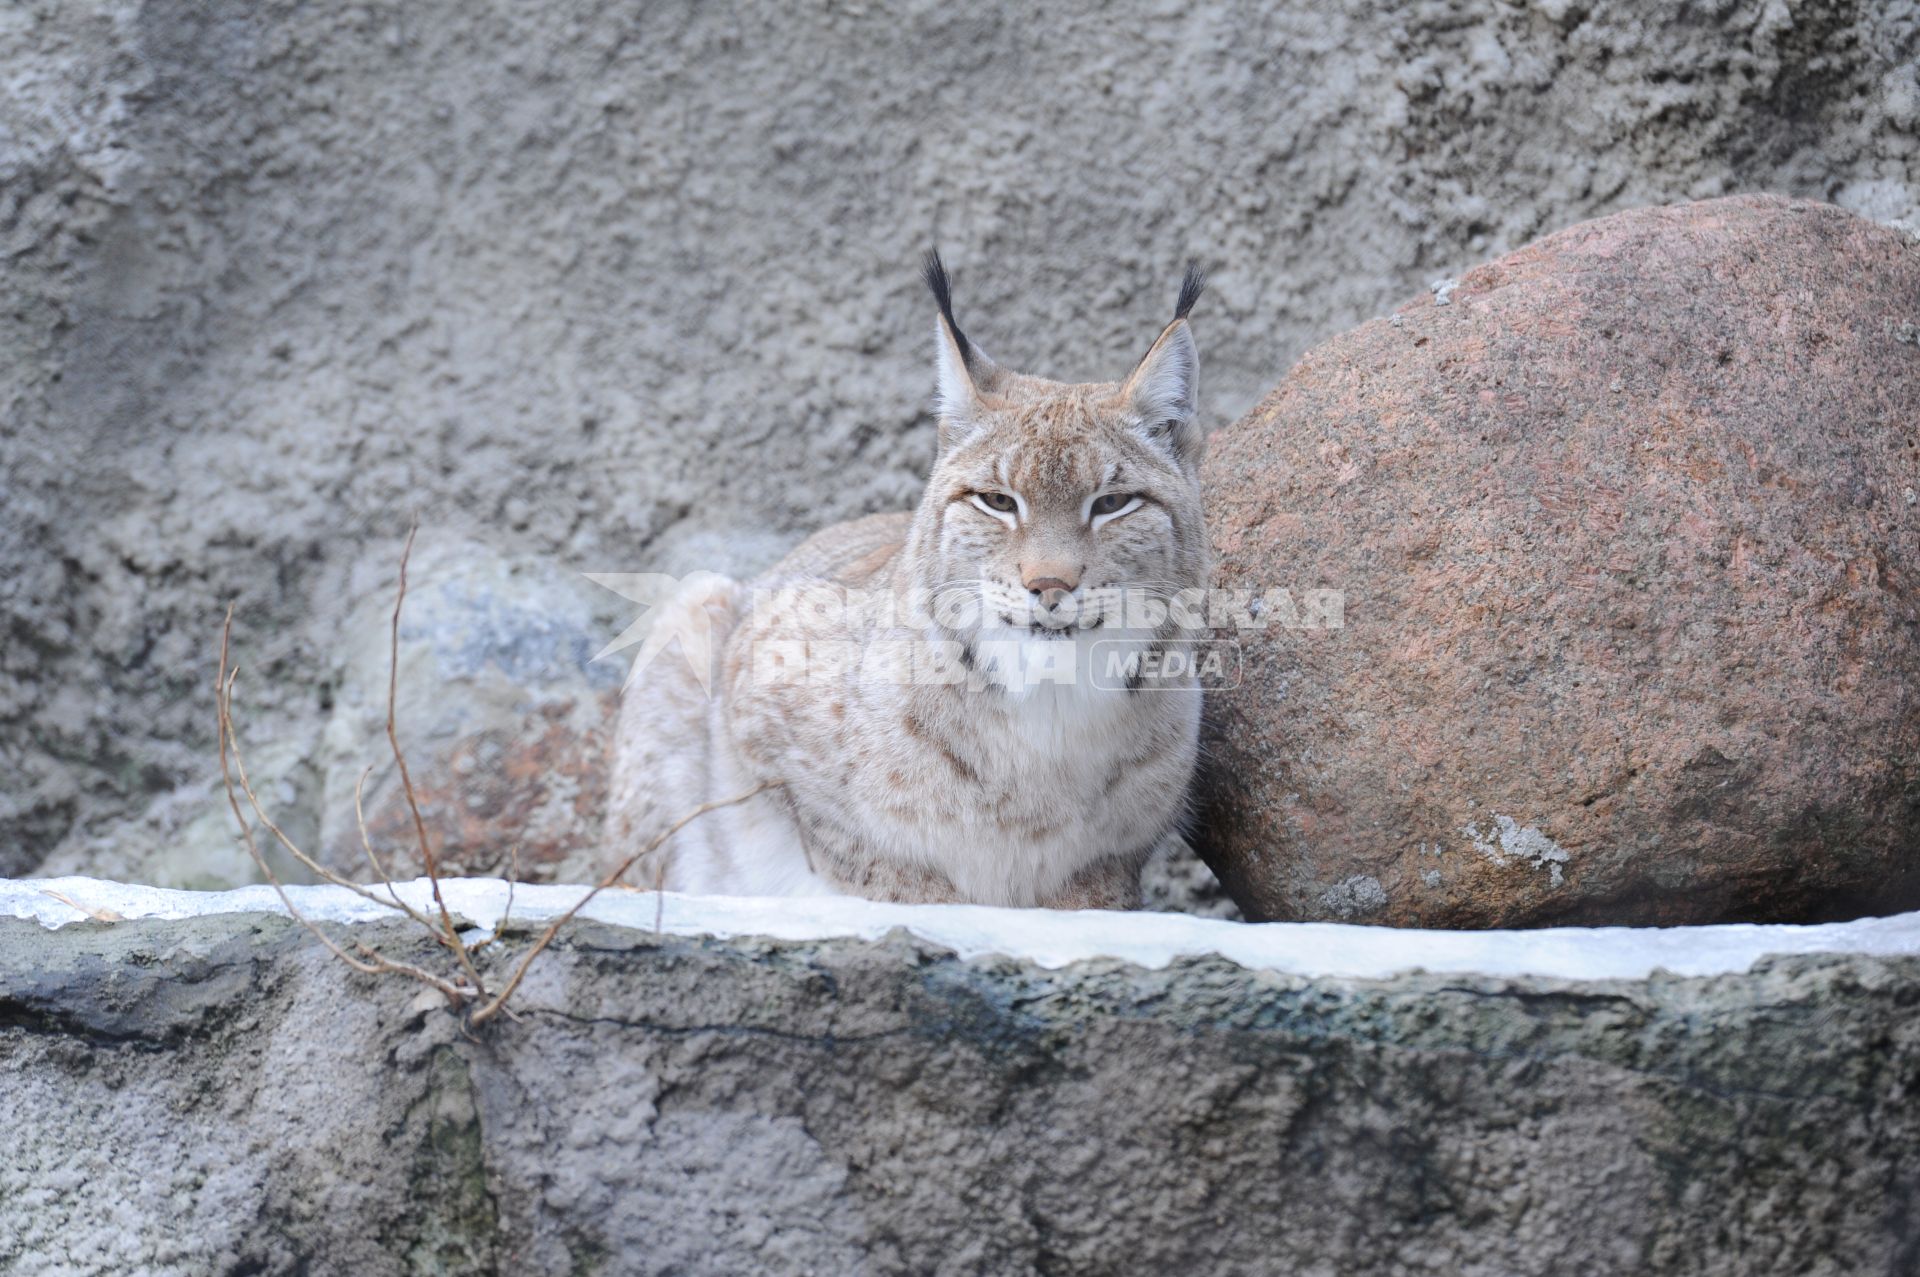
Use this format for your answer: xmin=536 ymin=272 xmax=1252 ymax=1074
xmin=1197 ymin=196 xmax=1920 ymax=927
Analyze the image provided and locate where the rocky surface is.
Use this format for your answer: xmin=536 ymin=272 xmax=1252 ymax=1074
xmin=4 ymin=0 xmax=1918 ymax=893
xmin=1198 ymin=196 xmax=1920 ymax=928
xmin=2 ymin=891 xmax=1917 ymax=1275
xmin=311 ymin=542 xmax=625 ymax=885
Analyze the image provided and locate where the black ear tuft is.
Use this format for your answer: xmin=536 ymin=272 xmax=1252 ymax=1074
xmin=922 ymin=249 xmax=974 ymax=367
xmin=1174 ymin=261 xmax=1206 ymax=321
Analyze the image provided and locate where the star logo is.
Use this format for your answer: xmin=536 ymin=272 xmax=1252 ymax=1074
xmin=584 ymin=571 xmax=730 ymax=695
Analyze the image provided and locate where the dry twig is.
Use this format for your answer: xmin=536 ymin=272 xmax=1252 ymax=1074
xmin=382 ymin=522 xmax=487 ymax=997
xmin=38 ymin=889 xmax=124 ymax=923
xmin=216 ymin=524 xmax=774 ymax=1025
xmin=468 ymin=779 xmax=778 ymax=1026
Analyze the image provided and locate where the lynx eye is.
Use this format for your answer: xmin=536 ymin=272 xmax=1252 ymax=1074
xmin=973 ymin=491 xmax=1017 ymax=514
xmin=1089 ymin=491 xmax=1144 ymax=528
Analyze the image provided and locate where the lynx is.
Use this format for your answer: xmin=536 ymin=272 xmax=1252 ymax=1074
xmin=605 ymin=255 xmax=1210 ymax=907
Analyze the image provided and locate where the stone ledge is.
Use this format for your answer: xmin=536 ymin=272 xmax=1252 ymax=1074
xmin=2 ymin=878 xmax=1918 ymax=1274
xmin=10 ymin=875 xmax=1920 ymax=980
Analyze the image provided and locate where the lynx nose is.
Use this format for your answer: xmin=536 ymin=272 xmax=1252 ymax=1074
xmin=1022 ymin=566 xmax=1082 ymax=613
xmin=1031 ymin=583 xmax=1072 ymax=610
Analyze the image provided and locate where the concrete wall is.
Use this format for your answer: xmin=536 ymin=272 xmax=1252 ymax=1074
xmin=2 ymin=887 xmax=1917 ymax=1275
xmin=4 ymin=0 xmax=1917 ymax=881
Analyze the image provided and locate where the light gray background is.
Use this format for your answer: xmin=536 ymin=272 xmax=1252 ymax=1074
xmin=4 ymin=0 xmax=1916 ymax=881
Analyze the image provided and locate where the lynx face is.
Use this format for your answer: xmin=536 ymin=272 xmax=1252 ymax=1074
xmin=927 ymin=393 xmax=1205 ymax=637
xmin=908 ymin=255 xmax=1209 ymax=687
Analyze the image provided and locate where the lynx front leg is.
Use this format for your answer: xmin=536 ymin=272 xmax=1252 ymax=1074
xmin=1038 ymin=848 xmax=1152 ymax=911
xmin=808 ymin=828 xmax=968 ymax=903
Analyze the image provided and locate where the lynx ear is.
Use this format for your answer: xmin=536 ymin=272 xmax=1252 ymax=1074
xmin=923 ymin=250 xmax=1001 ymax=449
xmin=1121 ymin=263 xmax=1204 ymax=466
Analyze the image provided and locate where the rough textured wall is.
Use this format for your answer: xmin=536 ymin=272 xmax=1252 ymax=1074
xmin=2 ymin=910 xmax=1917 ymax=1275
xmin=3 ymin=0 xmax=1917 ymax=879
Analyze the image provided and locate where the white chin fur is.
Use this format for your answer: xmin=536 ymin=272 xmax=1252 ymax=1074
xmin=970 ymin=626 xmax=1153 ymax=707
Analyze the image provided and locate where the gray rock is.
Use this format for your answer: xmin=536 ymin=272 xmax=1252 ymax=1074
xmin=1142 ymin=836 xmax=1245 ymax=920
xmin=313 ymin=538 xmax=627 ymax=886
xmin=2 ymin=906 xmax=1916 ymax=1275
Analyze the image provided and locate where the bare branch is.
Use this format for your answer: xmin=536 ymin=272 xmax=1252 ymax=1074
xmin=654 ymin=855 xmax=668 ymax=934
xmin=218 ymin=607 xmax=414 ymax=985
xmin=38 ymin=888 xmax=123 ymax=923
xmin=470 ymin=780 xmax=779 ymax=1026
xmin=223 ymin=677 xmax=406 ymax=914
xmin=353 ymin=764 xmax=442 ymax=933
xmin=349 ymin=941 xmax=476 ymax=997
xmin=383 ymin=519 xmax=489 ymax=1000
xmin=464 ymin=843 xmax=521 ymax=956
xmin=217 ymin=528 xmax=774 ymax=1029
xmin=505 ymin=841 xmax=519 ymax=931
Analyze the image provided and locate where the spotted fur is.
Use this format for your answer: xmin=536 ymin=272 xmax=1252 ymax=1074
xmin=605 ymin=261 xmax=1210 ymax=907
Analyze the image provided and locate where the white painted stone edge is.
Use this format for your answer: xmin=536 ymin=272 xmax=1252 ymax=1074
xmin=5 ymin=875 xmax=1920 ymax=982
